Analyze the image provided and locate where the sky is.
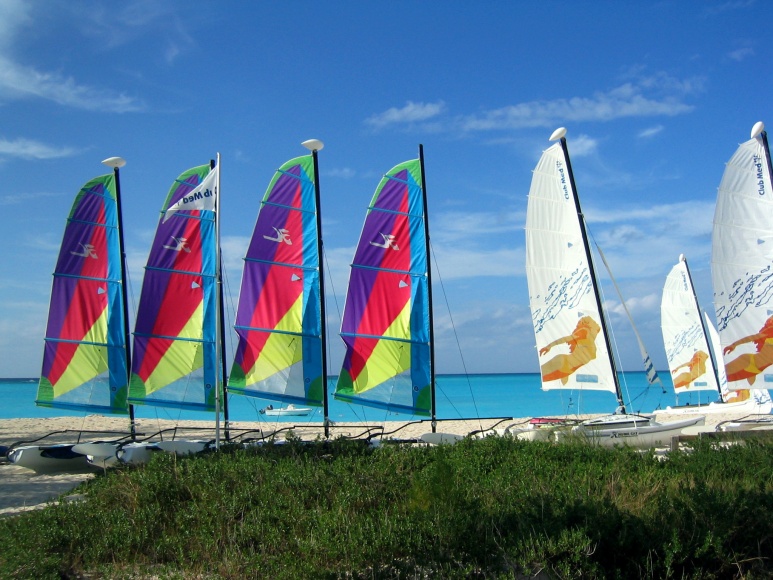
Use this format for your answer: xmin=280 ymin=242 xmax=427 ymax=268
xmin=1 ymin=0 xmax=772 ymax=380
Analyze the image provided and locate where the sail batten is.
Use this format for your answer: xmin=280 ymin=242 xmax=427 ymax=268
xmin=334 ymin=158 xmax=432 ymax=416
xmin=36 ymin=173 xmax=129 ymax=415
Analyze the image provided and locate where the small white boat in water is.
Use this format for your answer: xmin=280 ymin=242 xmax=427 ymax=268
xmin=261 ymin=404 xmax=313 ymax=417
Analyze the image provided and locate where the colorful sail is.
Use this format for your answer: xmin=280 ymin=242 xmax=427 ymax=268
xmin=525 ymin=140 xmax=617 ymax=394
xmin=334 ymin=158 xmax=432 ymax=415
xmin=661 ymin=256 xmax=720 ymax=394
xmin=712 ymin=123 xmax=773 ymax=398
xmin=129 ymin=164 xmax=218 ymax=411
xmin=36 ymin=173 xmax=129 ymax=414
xmin=228 ymin=155 xmax=324 ymax=406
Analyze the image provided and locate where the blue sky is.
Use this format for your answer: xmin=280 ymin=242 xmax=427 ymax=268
xmin=1 ymin=0 xmax=771 ymax=379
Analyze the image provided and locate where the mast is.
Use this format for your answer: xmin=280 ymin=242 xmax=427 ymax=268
xmin=213 ymin=157 xmax=230 ymax=440
xmin=552 ymin=128 xmax=625 ymax=412
xmin=214 ymin=153 xmax=222 ymax=450
xmin=680 ymin=254 xmax=724 ymax=402
xmin=302 ymin=139 xmax=329 ymax=438
xmin=101 ymin=156 xmax=136 ymax=438
xmin=418 ymin=144 xmax=437 ymax=432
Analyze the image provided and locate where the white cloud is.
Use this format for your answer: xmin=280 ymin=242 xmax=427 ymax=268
xmin=0 ymin=137 xmax=78 ymax=160
xmin=433 ymin=246 xmax=523 ymax=280
xmin=0 ymin=56 xmax=142 ymax=112
xmin=566 ymin=134 xmax=598 ymax=157
xmin=365 ymin=100 xmax=446 ymax=129
xmin=461 ymin=74 xmax=699 ymax=131
xmin=0 ymin=0 xmax=30 ymax=50
xmin=0 ymin=191 xmax=59 ymax=205
xmin=0 ymin=4 xmax=144 ymax=112
xmin=638 ymin=125 xmax=664 ymax=138
xmin=324 ymin=167 xmax=357 ymax=179
xmin=703 ymin=0 xmax=755 ymax=16
xmin=727 ymin=47 xmax=754 ymax=61
xmin=430 ymin=210 xmax=522 ymax=246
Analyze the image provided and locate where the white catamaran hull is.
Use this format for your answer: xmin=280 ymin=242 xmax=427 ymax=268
xmin=555 ymin=414 xmax=705 ymax=448
xmin=656 ymin=396 xmax=773 ymax=416
xmin=263 ymin=406 xmax=312 ymax=417
xmin=7 ymin=444 xmax=95 ymax=473
xmin=116 ymin=440 xmax=211 ymax=465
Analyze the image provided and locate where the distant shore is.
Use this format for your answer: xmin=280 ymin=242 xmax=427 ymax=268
xmin=0 ymin=410 xmax=754 ymax=516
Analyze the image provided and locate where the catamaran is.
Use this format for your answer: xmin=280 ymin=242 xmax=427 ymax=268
xmin=115 ymin=158 xmax=225 ymax=463
xmin=227 ymin=140 xmax=329 ymax=433
xmin=334 ymin=146 xmax=441 ymax=441
xmin=8 ymin=158 xmax=137 ymax=472
xmin=658 ymin=254 xmax=772 ymax=415
xmin=524 ymin=128 xmax=703 ymax=447
xmin=709 ymin=121 xmax=773 ymax=430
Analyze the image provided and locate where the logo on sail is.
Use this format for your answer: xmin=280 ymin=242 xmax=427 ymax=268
xmin=556 ymin=161 xmax=570 ymax=200
xmin=163 ymin=236 xmax=191 ymax=253
xmin=263 ymin=227 xmax=292 ymax=245
xmin=71 ymin=243 xmax=98 ymax=259
xmin=370 ymin=232 xmax=399 ymax=250
xmin=754 ymin=154 xmax=766 ymax=196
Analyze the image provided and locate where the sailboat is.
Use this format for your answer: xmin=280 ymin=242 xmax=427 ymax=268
xmin=524 ymin=127 xmax=703 ymax=447
xmin=658 ymin=254 xmax=772 ymax=415
xmin=116 ymin=158 xmax=225 ymax=463
xmin=334 ymin=146 xmax=439 ymax=440
xmin=709 ymin=121 xmax=773 ymax=429
xmin=8 ymin=158 xmax=136 ymax=472
xmin=227 ymin=140 xmax=328 ymax=432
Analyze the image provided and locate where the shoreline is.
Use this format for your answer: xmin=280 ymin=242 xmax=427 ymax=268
xmin=0 ymin=410 xmax=760 ymax=516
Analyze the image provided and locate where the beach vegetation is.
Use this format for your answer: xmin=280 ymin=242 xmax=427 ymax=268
xmin=0 ymin=435 xmax=772 ymax=578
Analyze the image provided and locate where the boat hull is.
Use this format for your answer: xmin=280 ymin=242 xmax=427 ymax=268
xmin=116 ymin=440 xmax=210 ymax=465
xmin=7 ymin=444 xmax=96 ymax=473
xmin=264 ymin=407 xmax=312 ymax=417
xmin=656 ymin=396 xmax=773 ymax=416
xmin=556 ymin=414 xmax=705 ymax=448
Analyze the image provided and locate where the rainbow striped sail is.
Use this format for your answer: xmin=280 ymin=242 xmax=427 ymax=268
xmin=334 ymin=158 xmax=432 ymax=415
xmin=129 ymin=164 xmax=219 ymax=411
xmin=36 ymin=173 xmax=129 ymax=414
xmin=228 ymin=155 xmax=324 ymax=406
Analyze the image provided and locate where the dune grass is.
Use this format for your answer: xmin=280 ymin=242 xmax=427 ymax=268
xmin=1 ymin=434 xmax=772 ymax=579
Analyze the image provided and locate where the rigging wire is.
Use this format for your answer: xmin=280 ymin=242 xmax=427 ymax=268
xmin=429 ymin=241 xmax=483 ymax=430
xmin=586 ymin=228 xmax=667 ymax=413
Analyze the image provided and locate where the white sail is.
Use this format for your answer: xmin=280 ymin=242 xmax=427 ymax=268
xmin=525 ymin=141 xmax=616 ymax=394
xmin=597 ymin=243 xmax=662 ymax=387
xmin=712 ymin=126 xmax=773 ymax=394
xmin=703 ymin=311 xmax=728 ymax=398
xmin=523 ymin=128 xmax=705 ymax=443
xmin=661 ymin=257 xmax=719 ymax=394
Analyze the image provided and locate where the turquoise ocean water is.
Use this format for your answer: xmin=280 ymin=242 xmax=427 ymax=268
xmin=0 ymin=372 xmax=721 ymax=425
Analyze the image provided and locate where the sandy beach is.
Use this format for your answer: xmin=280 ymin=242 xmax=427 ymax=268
xmin=0 ymin=410 xmax=758 ymax=516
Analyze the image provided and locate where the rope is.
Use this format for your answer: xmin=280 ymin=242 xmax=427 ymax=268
xmin=429 ymin=241 xmax=483 ymax=431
